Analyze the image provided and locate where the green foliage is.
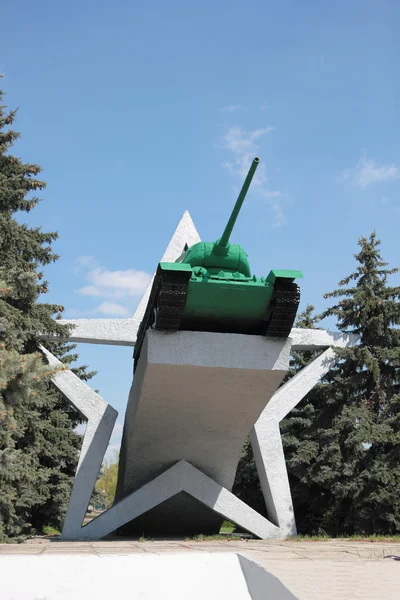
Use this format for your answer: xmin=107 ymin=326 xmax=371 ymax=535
xmin=235 ymin=233 xmax=400 ymax=537
xmin=0 ymin=86 xmax=95 ymax=541
xmin=89 ymin=486 xmax=107 ymax=510
xmin=42 ymin=525 xmax=61 ymax=536
xmin=314 ymin=233 xmax=399 ymax=535
xmin=94 ymin=452 xmax=119 ymax=508
xmin=0 ymin=344 xmax=65 ymax=540
xmin=233 ymin=305 xmax=322 ymax=519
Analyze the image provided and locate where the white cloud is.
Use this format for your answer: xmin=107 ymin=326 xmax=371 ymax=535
xmin=219 ymin=127 xmax=274 ymax=188
xmin=259 ymin=189 xmax=282 ymax=198
xmin=75 ymin=260 xmax=151 ymax=316
xmin=339 ymin=154 xmax=400 ymax=188
xmin=78 ymin=285 xmax=102 ymax=297
xmin=75 ymin=255 xmax=97 ymax=268
xmin=218 ymin=125 xmax=287 ymax=227
xmin=95 ymin=302 xmax=131 ymax=317
xmin=220 ymin=126 xmax=274 ymax=155
xmin=270 ymin=203 xmax=288 ymax=227
xmin=77 ymin=266 xmax=151 ymax=299
xmin=220 ymin=104 xmax=247 ymax=113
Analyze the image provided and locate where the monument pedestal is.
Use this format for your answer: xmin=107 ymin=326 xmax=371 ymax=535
xmin=115 ymin=330 xmax=292 ymax=536
xmin=40 ymin=211 xmax=355 ymax=541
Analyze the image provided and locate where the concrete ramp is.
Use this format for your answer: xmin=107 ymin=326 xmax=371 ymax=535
xmin=116 ymin=329 xmax=292 ymax=535
xmin=0 ymin=553 xmax=298 ymax=600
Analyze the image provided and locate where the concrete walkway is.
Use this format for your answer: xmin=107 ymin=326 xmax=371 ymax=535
xmin=0 ymin=538 xmax=399 ymax=599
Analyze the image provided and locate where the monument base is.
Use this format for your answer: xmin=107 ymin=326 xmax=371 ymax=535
xmin=115 ymin=330 xmax=292 ymax=536
xmin=0 ymin=553 xmax=297 ymax=600
xmin=118 ymin=491 xmax=224 ymax=537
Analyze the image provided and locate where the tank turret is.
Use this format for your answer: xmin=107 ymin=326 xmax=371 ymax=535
xmin=177 ymin=158 xmax=259 ymax=277
xmin=134 ymin=157 xmax=303 ymax=369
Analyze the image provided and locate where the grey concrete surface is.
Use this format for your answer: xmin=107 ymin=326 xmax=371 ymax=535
xmin=67 ymin=461 xmax=280 ymax=541
xmin=38 ymin=210 xmax=359 ymax=542
xmin=42 ymin=318 xmax=138 ymax=346
xmin=250 ymin=347 xmax=338 ymax=538
xmin=1 ymin=539 xmax=398 ymax=600
xmin=40 ymin=346 xmax=118 ymax=540
xmin=0 ymin=552 xmax=297 ymax=600
xmin=40 ymin=320 xmax=357 ymax=350
xmin=115 ymin=330 xmax=291 ymax=535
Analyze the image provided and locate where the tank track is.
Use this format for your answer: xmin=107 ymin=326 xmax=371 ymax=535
xmin=265 ymin=280 xmax=301 ymax=338
xmin=134 ymin=266 xmax=190 ymax=371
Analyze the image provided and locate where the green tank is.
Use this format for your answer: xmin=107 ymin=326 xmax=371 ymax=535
xmin=134 ymin=157 xmax=303 ymax=369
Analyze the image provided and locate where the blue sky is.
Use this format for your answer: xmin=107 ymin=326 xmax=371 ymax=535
xmin=2 ymin=0 xmax=399 ymax=455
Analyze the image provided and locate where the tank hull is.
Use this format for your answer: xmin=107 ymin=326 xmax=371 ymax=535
xmin=181 ymin=277 xmax=274 ymax=335
xmin=133 ymin=263 xmax=301 ymax=369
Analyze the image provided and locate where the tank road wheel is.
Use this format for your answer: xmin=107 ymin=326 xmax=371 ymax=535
xmin=265 ymin=280 xmax=300 ymax=338
xmin=134 ymin=266 xmax=191 ymax=371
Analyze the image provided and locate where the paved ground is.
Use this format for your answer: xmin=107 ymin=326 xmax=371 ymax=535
xmin=0 ymin=538 xmax=399 ymax=599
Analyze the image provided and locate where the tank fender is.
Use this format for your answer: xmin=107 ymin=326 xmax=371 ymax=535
xmin=159 ymin=262 xmax=193 ymax=273
xmin=266 ymin=269 xmax=304 ymax=285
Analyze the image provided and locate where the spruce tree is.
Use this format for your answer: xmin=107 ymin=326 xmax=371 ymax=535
xmin=235 ymin=232 xmax=400 ymax=538
xmin=279 ymin=305 xmax=329 ymax=534
xmin=0 ymin=343 xmax=64 ymax=541
xmin=313 ymin=232 xmax=400 ymax=535
xmin=0 ymin=83 xmax=95 ymax=539
xmin=283 ymin=235 xmax=399 ymax=536
xmin=233 ymin=305 xmax=323 ymax=522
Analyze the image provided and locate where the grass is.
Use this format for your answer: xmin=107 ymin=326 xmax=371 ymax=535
xmin=42 ymin=526 xmax=61 ymax=537
xmin=183 ymin=521 xmax=242 ymax=541
xmin=37 ymin=522 xmax=400 ymax=544
xmin=220 ymin=521 xmax=235 ymax=533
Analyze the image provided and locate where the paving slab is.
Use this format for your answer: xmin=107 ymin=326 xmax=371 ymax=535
xmin=1 ymin=539 xmax=399 ymax=599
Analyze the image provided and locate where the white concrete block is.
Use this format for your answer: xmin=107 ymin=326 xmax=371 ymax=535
xmin=37 ymin=208 xmax=359 ymax=542
xmin=148 ymin=330 xmax=292 ymax=370
xmin=41 ymin=318 xmax=137 ymax=346
xmin=290 ymin=328 xmax=357 ymax=350
xmin=40 ymin=346 xmax=118 ymax=539
xmin=250 ymin=348 xmax=338 ymax=538
xmin=0 ymin=553 xmax=297 ymax=600
xmin=116 ymin=330 xmax=292 ymax=535
xmin=81 ymin=461 xmax=278 ymax=541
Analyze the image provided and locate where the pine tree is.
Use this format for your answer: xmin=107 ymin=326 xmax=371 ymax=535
xmin=0 ymin=83 xmax=95 ymax=539
xmin=0 ymin=343 xmax=65 ymax=541
xmin=280 ymin=236 xmax=399 ymax=536
xmin=312 ymin=232 xmax=400 ymax=535
xmin=233 ymin=305 xmax=323 ymax=522
xmin=279 ymin=305 xmax=330 ymax=534
xmin=235 ymin=232 xmax=400 ymax=538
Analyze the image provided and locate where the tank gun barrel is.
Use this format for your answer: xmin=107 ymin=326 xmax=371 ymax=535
xmin=219 ymin=157 xmax=259 ymax=247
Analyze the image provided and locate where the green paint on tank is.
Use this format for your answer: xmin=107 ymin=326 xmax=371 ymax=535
xmin=134 ymin=158 xmax=303 ymax=367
